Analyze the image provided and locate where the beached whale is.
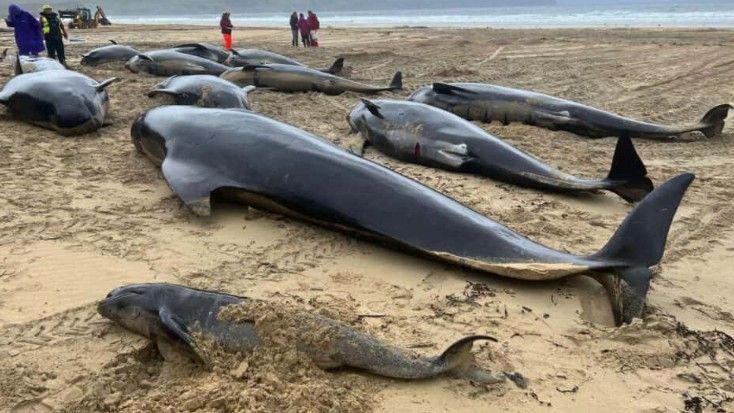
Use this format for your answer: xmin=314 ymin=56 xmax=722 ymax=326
xmin=409 ymin=83 xmax=732 ymax=140
xmin=131 ymin=106 xmax=694 ymax=325
xmin=170 ymin=43 xmax=231 ymax=64
xmin=220 ymin=64 xmax=401 ymax=95
xmin=148 ymin=75 xmax=255 ymax=109
xmin=80 ymin=40 xmax=141 ymax=66
xmin=98 ymin=283 xmax=510 ymax=384
xmin=1 ymin=49 xmax=64 ymax=75
xmin=126 ymin=51 xmax=231 ymax=76
xmin=348 ymin=99 xmax=653 ymax=202
xmin=225 ymin=49 xmax=345 ymax=75
xmin=0 ymin=70 xmax=117 ymax=135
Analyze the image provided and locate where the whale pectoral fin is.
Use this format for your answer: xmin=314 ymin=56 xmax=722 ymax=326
xmin=158 ymin=307 xmax=205 ymax=362
xmin=161 ymin=157 xmax=219 ymax=216
xmin=422 ymin=140 xmax=473 ymax=170
xmin=182 ymin=63 xmax=208 ymax=73
xmin=534 ymin=109 xmax=579 ymax=128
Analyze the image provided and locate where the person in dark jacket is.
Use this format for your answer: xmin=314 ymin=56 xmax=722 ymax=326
xmin=289 ymin=11 xmax=298 ymax=47
xmin=307 ymin=11 xmax=320 ymax=47
xmin=5 ymin=4 xmax=45 ymax=56
xmin=39 ymin=5 xmax=67 ymax=66
xmin=297 ymin=13 xmax=310 ymax=48
xmin=220 ymin=12 xmax=233 ymax=50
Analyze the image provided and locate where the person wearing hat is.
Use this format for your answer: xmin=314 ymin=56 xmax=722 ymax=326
xmin=39 ymin=4 xmax=68 ymax=66
xmin=5 ymin=4 xmax=45 ymax=56
xmin=220 ymin=11 xmax=233 ymax=51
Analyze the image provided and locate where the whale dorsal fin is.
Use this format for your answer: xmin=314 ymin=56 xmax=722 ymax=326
xmin=15 ymin=52 xmax=22 ymax=75
xmin=109 ymin=39 xmax=117 ymax=45
xmin=360 ymin=98 xmax=384 ymax=119
xmin=137 ymin=54 xmax=154 ymax=62
xmin=433 ymin=83 xmax=477 ymax=95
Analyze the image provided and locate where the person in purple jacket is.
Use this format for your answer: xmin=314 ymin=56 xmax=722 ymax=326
xmin=5 ymin=4 xmax=45 ymax=56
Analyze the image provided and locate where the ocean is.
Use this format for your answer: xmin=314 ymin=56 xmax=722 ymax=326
xmin=114 ymin=2 xmax=734 ymax=28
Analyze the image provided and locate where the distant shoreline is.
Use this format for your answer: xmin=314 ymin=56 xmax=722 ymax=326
xmin=92 ymin=24 xmax=734 ymax=31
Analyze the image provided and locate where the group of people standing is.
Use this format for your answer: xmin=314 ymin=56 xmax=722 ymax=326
xmin=219 ymin=10 xmax=321 ymax=52
xmin=5 ymin=3 xmax=68 ymax=66
xmin=290 ymin=11 xmax=320 ymax=47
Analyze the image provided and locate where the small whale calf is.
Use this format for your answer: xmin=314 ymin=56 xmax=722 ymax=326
xmin=99 ymin=283 xmax=510 ymax=384
xmin=410 ymin=83 xmax=732 ymax=140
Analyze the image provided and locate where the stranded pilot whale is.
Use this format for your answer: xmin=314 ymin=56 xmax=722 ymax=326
xmin=131 ymin=106 xmax=694 ymax=325
xmin=348 ymin=99 xmax=653 ymax=202
xmin=409 ymin=83 xmax=732 ymax=140
xmin=80 ymin=40 xmax=141 ymax=66
xmin=1 ymin=49 xmax=65 ymax=75
xmin=126 ymin=50 xmax=232 ymax=76
xmin=99 ymin=283 xmax=511 ymax=384
xmin=220 ymin=63 xmax=401 ymax=95
xmin=226 ymin=49 xmax=346 ymax=75
xmin=148 ymin=75 xmax=256 ymax=109
xmin=0 ymin=70 xmax=117 ymax=135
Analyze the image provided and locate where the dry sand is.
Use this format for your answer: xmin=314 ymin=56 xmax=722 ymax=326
xmin=0 ymin=25 xmax=733 ymax=412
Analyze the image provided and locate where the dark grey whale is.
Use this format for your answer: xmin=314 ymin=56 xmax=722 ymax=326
xmin=348 ymin=99 xmax=653 ymax=202
xmin=220 ymin=63 xmax=401 ymax=95
xmin=126 ymin=50 xmax=231 ymax=76
xmin=81 ymin=40 xmax=141 ymax=66
xmin=225 ymin=49 xmax=345 ymax=75
xmin=409 ymin=83 xmax=732 ymax=140
xmin=148 ymin=75 xmax=255 ymax=109
xmin=131 ymin=106 xmax=694 ymax=325
xmin=98 ymin=283 xmax=509 ymax=384
xmin=0 ymin=70 xmax=117 ymax=135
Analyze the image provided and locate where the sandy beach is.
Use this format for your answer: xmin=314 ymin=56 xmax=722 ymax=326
xmin=0 ymin=25 xmax=733 ymax=412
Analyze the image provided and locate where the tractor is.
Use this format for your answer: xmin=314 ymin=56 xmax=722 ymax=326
xmin=59 ymin=5 xmax=111 ymax=29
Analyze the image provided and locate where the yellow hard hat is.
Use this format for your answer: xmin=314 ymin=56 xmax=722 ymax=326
xmin=42 ymin=5 xmax=52 ymax=11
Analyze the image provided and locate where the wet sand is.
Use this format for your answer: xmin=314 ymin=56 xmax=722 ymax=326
xmin=0 ymin=25 xmax=733 ymax=412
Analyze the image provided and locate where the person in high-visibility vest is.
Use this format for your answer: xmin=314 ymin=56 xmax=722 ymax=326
xmin=39 ymin=5 xmax=68 ymax=67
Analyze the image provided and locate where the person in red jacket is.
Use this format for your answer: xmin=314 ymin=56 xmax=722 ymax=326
xmin=220 ymin=12 xmax=233 ymax=50
xmin=307 ymin=10 xmax=320 ymax=47
xmin=297 ymin=13 xmax=310 ymax=48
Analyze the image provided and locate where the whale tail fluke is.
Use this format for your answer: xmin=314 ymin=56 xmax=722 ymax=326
xmin=698 ymin=104 xmax=731 ymax=138
xmin=606 ymin=134 xmax=654 ymax=203
xmin=591 ymin=173 xmax=695 ymax=324
xmin=435 ymin=335 xmax=508 ymax=385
